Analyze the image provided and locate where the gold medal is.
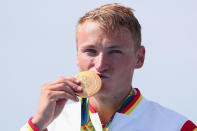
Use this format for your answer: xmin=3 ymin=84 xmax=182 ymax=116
xmin=75 ymin=71 xmax=102 ymax=98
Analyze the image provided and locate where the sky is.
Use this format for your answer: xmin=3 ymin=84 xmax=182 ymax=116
xmin=0 ymin=0 xmax=196 ymax=130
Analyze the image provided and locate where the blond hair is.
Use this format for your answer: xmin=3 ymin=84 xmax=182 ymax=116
xmin=76 ymin=3 xmax=141 ymax=50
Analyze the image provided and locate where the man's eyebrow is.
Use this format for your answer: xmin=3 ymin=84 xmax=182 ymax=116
xmin=107 ymin=45 xmax=122 ymax=49
xmin=81 ymin=44 xmax=122 ymax=49
xmin=81 ymin=45 xmax=96 ymax=49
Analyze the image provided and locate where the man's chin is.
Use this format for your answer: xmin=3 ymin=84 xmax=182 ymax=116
xmin=94 ymin=85 xmax=111 ymax=96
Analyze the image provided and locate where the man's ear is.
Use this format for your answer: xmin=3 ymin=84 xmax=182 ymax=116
xmin=76 ymin=46 xmax=79 ymax=65
xmin=135 ymin=46 xmax=145 ymax=69
xmin=76 ymin=46 xmax=78 ymax=56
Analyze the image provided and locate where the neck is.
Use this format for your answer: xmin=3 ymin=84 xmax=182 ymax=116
xmin=89 ymin=87 xmax=131 ymax=125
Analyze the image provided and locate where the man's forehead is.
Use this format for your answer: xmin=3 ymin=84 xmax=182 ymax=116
xmin=77 ymin=21 xmax=131 ymax=38
xmin=77 ymin=21 xmax=135 ymax=49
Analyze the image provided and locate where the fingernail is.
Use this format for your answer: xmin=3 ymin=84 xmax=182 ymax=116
xmin=77 ymin=86 xmax=82 ymax=91
xmin=75 ymin=79 xmax=80 ymax=83
xmin=75 ymin=97 xmax=79 ymax=101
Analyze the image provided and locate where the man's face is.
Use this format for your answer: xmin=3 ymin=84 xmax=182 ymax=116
xmin=76 ymin=21 xmax=144 ymax=97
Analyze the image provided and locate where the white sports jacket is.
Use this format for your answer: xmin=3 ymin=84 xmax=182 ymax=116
xmin=20 ymin=89 xmax=197 ymax=131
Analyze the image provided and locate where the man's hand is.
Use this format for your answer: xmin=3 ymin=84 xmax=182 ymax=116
xmin=31 ymin=76 xmax=82 ymax=131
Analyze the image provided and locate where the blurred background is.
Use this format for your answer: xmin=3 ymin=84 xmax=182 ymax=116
xmin=0 ymin=0 xmax=196 ymax=130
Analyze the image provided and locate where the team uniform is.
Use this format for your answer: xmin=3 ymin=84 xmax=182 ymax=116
xmin=20 ymin=88 xmax=197 ymax=131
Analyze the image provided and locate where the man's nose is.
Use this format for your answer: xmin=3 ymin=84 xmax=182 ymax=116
xmin=95 ymin=52 xmax=109 ymax=72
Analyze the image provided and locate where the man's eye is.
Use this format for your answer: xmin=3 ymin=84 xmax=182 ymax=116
xmin=109 ymin=50 xmax=122 ymax=54
xmin=85 ymin=49 xmax=97 ymax=54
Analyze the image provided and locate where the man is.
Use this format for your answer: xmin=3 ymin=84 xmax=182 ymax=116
xmin=21 ymin=3 xmax=196 ymax=131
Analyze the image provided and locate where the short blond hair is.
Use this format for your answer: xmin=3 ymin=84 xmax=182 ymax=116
xmin=76 ymin=3 xmax=141 ymax=50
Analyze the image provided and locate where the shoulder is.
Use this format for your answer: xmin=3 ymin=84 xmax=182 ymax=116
xmin=144 ymin=98 xmax=186 ymax=120
xmin=142 ymin=97 xmax=196 ymax=130
xmin=143 ymin=97 xmax=187 ymax=121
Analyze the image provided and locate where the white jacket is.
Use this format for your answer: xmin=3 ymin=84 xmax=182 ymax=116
xmin=20 ymin=89 xmax=191 ymax=131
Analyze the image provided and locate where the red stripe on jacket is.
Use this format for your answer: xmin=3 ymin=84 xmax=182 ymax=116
xmin=181 ymin=120 xmax=197 ymax=131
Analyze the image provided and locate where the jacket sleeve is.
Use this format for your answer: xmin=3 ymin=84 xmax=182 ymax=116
xmin=20 ymin=124 xmax=30 ymax=131
xmin=20 ymin=123 xmax=48 ymax=131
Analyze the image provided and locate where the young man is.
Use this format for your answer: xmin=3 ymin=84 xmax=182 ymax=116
xmin=21 ymin=3 xmax=196 ymax=131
